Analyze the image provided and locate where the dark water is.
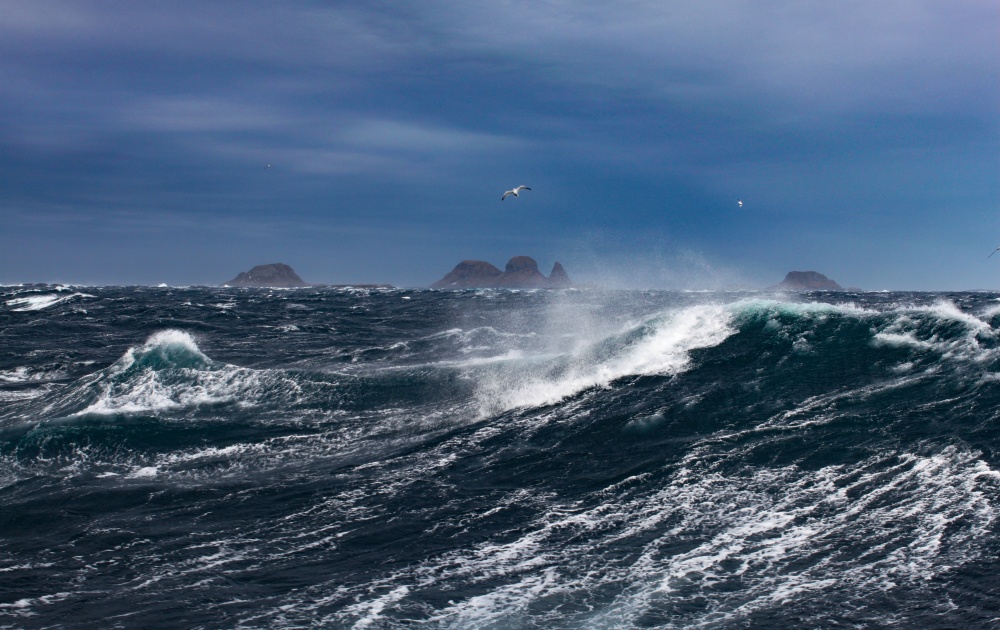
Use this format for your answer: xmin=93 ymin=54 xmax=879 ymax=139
xmin=2 ymin=285 xmax=1000 ymax=628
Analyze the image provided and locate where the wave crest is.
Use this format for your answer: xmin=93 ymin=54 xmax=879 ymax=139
xmin=74 ymin=330 xmax=247 ymax=416
xmin=112 ymin=329 xmax=212 ymax=374
xmin=472 ymin=304 xmax=735 ymax=414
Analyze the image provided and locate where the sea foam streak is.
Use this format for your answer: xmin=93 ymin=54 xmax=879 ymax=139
xmin=322 ymin=446 xmax=998 ymax=629
xmin=5 ymin=292 xmax=94 ymax=311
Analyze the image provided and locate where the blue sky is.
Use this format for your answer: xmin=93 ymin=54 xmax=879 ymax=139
xmin=1 ymin=1 xmax=997 ymax=289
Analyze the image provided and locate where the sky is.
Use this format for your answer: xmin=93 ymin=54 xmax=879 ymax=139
xmin=1 ymin=1 xmax=997 ymax=289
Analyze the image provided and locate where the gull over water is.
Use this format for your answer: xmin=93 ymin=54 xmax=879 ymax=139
xmin=502 ymin=185 xmax=531 ymax=201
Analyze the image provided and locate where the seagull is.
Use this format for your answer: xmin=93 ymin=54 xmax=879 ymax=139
xmin=737 ymin=199 xmax=743 ymax=208
xmin=989 ymin=246 xmax=1000 ymax=258
xmin=265 ymin=164 xmax=271 ymax=169
xmin=502 ymin=185 xmax=531 ymax=201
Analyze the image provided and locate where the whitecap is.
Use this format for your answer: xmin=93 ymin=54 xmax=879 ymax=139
xmin=130 ymin=466 xmax=159 ymax=478
xmin=472 ymin=303 xmax=735 ymax=414
xmin=5 ymin=292 xmax=95 ymax=311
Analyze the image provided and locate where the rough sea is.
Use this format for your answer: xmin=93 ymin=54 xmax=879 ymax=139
xmin=3 ymin=285 xmax=1000 ymax=628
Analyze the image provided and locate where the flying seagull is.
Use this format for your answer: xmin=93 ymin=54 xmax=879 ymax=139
xmin=737 ymin=199 xmax=743 ymax=208
xmin=265 ymin=164 xmax=271 ymax=169
xmin=502 ymin=185 xmax=531 ymax=201
xmin=989 ymin=246 xmax=1000 ymax=258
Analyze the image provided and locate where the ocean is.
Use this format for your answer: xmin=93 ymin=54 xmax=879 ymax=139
xmin=2 ymin=285 xmax=1000 ymax=628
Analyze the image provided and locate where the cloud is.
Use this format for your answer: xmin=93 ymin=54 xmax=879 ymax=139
xmin=125 ymin=97 xmax=286 ymax=133
xmin=0 ymin=1 xmax=995 ymax=286
xmin=438 ymin=1 xmax=997 ymax=109
xmin=341 ymin=118 xmax=524 ymax=153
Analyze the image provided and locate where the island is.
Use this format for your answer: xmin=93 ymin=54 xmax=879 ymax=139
xmin=766 ymin=271 xmax=845 ymax=291
xmin=431 ymin=256 xmax=572 ymax=289
xmin=222 ymin=263 xmax=396 ymax=288
xmin=224 ymin=263 xmax=308 ymax=288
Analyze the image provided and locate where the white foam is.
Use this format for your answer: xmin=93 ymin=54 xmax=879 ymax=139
xmin=5 ymin=292 xmax=94 ymax=311
xmin=734 ymin=297 xmax=877 ymax=319
xmin=386 ymin=444 xmax=998 ymax=629
xmin=874 ymin=329 xmax=935 ymax=350
xmin=915 ymin=299 xmax=992 ymax=335
xmin=0 ymin=562 xmax=55 ymax=574
xmin=346 ymin=586 xmax=410 ymax=628
xmin=77 ymin=365 xmax=267 ymax=416
xmin=473 ymin=303 xmax=735 ymax=413
xmin=162 ymin=444 xmax=260 ymax=465
xmin=0 ymin=592 xmax=73 ymax=615
xmin=71 ymin=329 xmax=283 ymax=416
xmin=0 ymin=366 xmax=35 ymax=383
xmin=142 ymin=329 xmax=204 ymax=354
xmin=873 ymin=299 xmax=997 ymax=366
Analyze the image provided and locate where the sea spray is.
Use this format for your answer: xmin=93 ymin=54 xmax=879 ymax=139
xmin=471 ymin=302 xmax=735 ymax=414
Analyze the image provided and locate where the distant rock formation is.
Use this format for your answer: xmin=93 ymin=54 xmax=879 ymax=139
xmin=431 ymin=256 xmax=572 ymax=289
xmin=225 ymin=263 xmax=307 ymax=288
xmin=767 ymin=271 xmax=844 ymax=291
xmin=431 ymin=260 xmax=504 ymax=288
xmin=548 ymin=262 xmax=571 ymax=287
xmin=497 ymin=256 xmax=549 ymax=288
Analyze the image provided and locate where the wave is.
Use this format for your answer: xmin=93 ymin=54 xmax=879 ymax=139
xmin=452 ymin=295 xmax=1000 ymax=420
xmin=871 ymin=299 xmax=998 ymax=366
xmin=4 ymin=292 xmax=95 ymax=311
xmin=12 ymin=330 xmax=304 ymax=420
xmin=463 ymin=303 xmax=734 ymax=414
xmin=12 ymin=295 xmax=998 ymax=427
xmin=74 ymin=330 xmax=231 ymax=415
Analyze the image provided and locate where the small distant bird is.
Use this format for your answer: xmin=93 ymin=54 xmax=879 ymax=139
xmin=737 ymin=199 xmax=743 ymax=208
xmin=989 ymin=246 xmax=1000 ymax=258
xmin=502 ymin=185 xmax=531 ymax=201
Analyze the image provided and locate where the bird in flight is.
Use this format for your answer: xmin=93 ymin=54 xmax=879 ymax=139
xmin=989 ymin=246 xmax=1000 ymax=258
xmin=502 ymin=185 xmax=531 ymax=201
xmin=265 ymin=164 xmax=271 ymax=169
xmin=737 ymin=199 xmax=743 ymax=208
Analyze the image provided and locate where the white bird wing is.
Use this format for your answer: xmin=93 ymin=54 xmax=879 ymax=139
xmin=502 ymin=191 xmax=512 ymax=200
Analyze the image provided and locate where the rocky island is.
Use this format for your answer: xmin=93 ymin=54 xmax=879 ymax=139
xmin=224 ymin=263 xmax=308 ymax=288
xmin=767 ymin=271 xmax=845 ymax=291
xmin=431 ymin=256 xmax=572 ymax=289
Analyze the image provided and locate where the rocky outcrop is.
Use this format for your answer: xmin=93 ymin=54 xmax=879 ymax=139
xmin=548 ymin=262 xmax=571 ymax=287
xmin=224 ymin=263 xmax=307 ymax=288
xmin=497 ymin=256 xmax=549 ymax=288
xmin=431 ymin=256 xmax=572 ymax=289
xmin=430 ymin=260 xmax=504 ymax=289
xmin=767 ymin=271 xmax=844 ymax=291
